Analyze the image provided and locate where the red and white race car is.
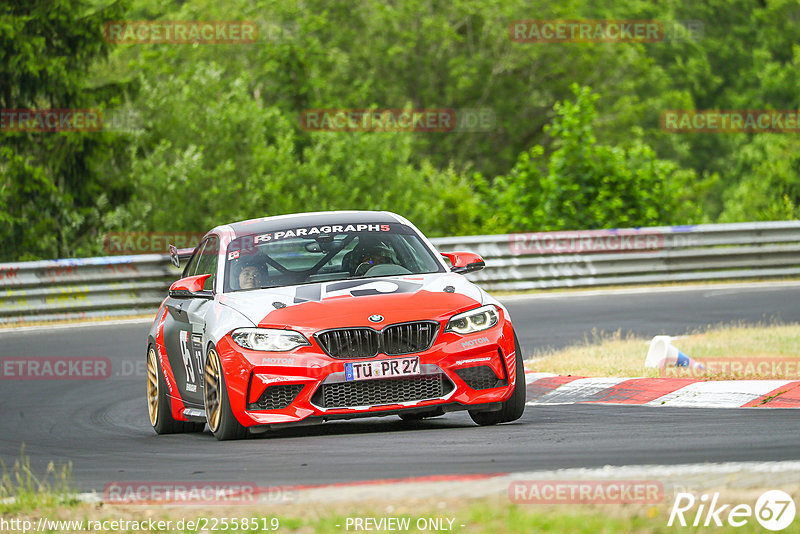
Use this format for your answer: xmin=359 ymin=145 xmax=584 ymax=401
xmin=147 ymin=211 xmax=525 ymax=440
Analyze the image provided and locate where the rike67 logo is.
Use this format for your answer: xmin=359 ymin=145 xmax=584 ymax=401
xmin=669 ymin=490 xmax=796 ymax=531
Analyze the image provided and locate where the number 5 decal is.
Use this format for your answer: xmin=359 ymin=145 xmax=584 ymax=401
xmin=192 ymin=333 xmax=204 ymax=390
xmin=179 ymin=330 xmax=197 ymax=392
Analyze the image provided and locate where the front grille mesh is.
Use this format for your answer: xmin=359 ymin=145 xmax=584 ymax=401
xmin=247 ymin=384 xmax=304 ymax=411
xmin=312 ymin=375 xmax=452 ymax=408
xmin=382 ymin=322 xmax=438 ymax=355
xmin=454 ymin=365 xmax=506 ymax=390
xmin=316 ymin=321 xmax=439 ymax=359
xmin=315 ymin=328 xmax=379 ymax=359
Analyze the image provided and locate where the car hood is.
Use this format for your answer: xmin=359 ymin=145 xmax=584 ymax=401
xmin=217 ymin=272 xmax=486 ymax=330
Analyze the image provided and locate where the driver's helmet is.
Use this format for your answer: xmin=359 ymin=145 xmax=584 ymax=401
xmin=354 ymin=241 xmax=396 ymax=271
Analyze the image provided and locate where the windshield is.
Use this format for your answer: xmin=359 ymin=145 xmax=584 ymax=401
xmin=224 ymin=223 xmax=445 ymax=292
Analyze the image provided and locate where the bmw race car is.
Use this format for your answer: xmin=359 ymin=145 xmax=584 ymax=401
xmin=147 ymin=211 xmax=525 ymax=440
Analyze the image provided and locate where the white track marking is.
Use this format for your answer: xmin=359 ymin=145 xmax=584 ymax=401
xmin=528 ymin=377 xmax=628 ymax=405
xmin=647 ymin=380 xmax=792 ymax=408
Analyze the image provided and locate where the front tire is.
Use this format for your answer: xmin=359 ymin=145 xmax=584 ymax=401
xmin=147 ymin=346 xmax=205 ymax=434
xmin=469 ymin=334 xmax=526 ymax=426
xmin=204 ymin=347 xmax=248 ymax=441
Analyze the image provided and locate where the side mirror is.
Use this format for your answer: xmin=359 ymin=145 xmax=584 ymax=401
xmin=440 ymin=252 xmax=485 ymax=274
xmin=169 ymin=244 xmax=196 ymax=268
xmin=169 ymin=244 xmax=180 ymax=268
xmin=169 ymin=274 xmax=214 ymax=299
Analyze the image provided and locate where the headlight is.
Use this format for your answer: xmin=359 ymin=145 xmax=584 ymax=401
xmin=230 ymin=328 xmax=310 ymax=351
xmin=445 ymin=305 xmax=499 ymax=335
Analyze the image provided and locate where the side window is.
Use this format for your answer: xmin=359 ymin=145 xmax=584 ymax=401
xmin=194 ymin=236 xmax=219 ymax=291
xmin=182 ymin=240 xmax=206 ymax=278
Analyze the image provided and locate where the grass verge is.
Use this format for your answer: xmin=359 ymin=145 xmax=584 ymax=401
xmin=4 ymin=455 xmax=799 ymax=532
xmin=525 ymin=322 xmax=800 ymax=379
xmin=4 ymin=490 xmax=800 ymax=533
xmin=1 ymin=450 xmax=77 ymax=516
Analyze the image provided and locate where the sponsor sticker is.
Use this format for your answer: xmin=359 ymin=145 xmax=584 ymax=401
xmin=251 ymin=224 xmax=391 ymax=244
xmin=260 ymin=357 xmax=295 ymax=365
xmin=460 ymin=337 xmax=490 ymax=349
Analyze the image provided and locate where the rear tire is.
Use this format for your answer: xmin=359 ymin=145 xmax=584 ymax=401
xmin=469 ymin=333 xmax=526 ymax=426
xmin=147 ymin=345 xmax=205 ymax=434
xmin=204 ymin=347 xmax=248 ymax=441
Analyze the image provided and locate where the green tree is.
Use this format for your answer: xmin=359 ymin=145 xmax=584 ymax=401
xmin=0 ymin=0 xmax=129 ymax=261
xmin=7 ymin=0 xmax=800 ymax=262
xmin=480 ymin=85 xmax=702 ymax=233
xmin=719 ymin=134 xmax=800 ymax=222
xmin=104 ymin=63 xmax=480 ymax=239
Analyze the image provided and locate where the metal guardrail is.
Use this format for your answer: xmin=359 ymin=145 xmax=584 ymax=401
xmin=433 ymin=221 xmax=800 ymax=291
xmin=0 ymin=255 xmax=180 ymax=325
xmin=1 ymin=221 xmax=799 ymax=325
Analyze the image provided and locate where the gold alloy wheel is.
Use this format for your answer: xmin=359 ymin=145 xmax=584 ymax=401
xmin=204 ymin=349 xmax=222 ymax=432
xmin=146 ymin=347 xmax=159 ymax=426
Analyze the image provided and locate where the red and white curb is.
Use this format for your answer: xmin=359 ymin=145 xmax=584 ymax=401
xmin=524 ymin=371 xmax=800 ymax=408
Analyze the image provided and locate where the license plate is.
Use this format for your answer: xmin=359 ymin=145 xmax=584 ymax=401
xmin=345 ymin=357 xmax=420 ymax=381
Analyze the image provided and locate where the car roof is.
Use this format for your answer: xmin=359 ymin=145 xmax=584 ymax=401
xmin=218 ymin=210 xmax=407 ymax=238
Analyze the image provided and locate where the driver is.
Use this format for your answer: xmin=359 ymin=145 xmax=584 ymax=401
xmin=234 ymin=256 xmax=267 ymax=290
xmin=353 ymin=241 xmax=396 ymax=276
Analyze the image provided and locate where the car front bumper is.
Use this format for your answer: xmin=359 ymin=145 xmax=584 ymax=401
xmin=216 ymin=317 xmax=519 ymax=428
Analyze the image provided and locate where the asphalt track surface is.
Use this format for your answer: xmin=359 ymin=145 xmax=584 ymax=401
xmin=1 ymin=283 xmax=798 ymax=492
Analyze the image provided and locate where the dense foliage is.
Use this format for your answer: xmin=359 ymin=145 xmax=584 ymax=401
xmin=2 ymin=0 xmax=798 ymax=260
